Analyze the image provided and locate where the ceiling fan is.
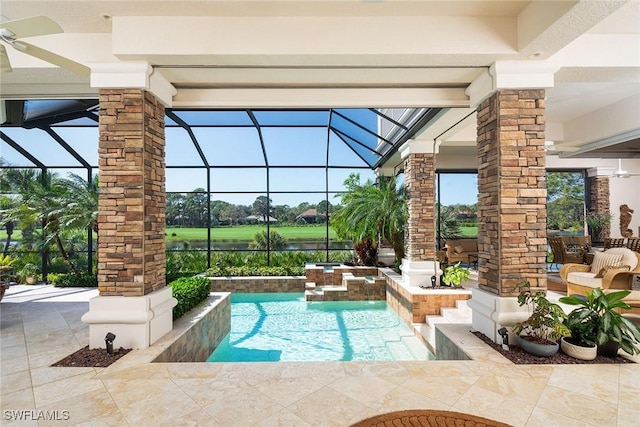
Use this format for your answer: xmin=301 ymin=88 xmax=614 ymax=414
xmin=612 ymin=159 xmax=640 ymax=178
xmin=0 ymin=15 xmax=90 ymax=75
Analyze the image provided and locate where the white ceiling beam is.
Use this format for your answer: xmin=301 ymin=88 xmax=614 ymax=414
xmin=172 ymin=87 xmax=469 ymax=109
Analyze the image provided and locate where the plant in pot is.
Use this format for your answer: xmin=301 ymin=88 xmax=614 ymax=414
xmin=441 ymin=262 xmax=470 ymax=288
xmin=512 ymin=281 xmax=570 ymax=357
xmin=586 ymin=211 xmax=614 ymax=245
xmin=561 ymin=309 xmax=598 ymax=360
xmin=559 ymin=288 xmax=640 ymax=357
xmin=19 ymin=263 xmax=38 ymax=285
xmin=0 ymin=254 xmax=16 ymax=301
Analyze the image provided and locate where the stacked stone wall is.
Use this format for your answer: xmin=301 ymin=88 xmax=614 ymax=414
xmin=404 ymin=153 xmax=436 ymax=261
xmin=477 ymin=89 xmax=547 ymax=297
xmin=97 ymin=89 xmax=166 ymax=296
xmin=588 ymin=176 xmax=611 ymax=239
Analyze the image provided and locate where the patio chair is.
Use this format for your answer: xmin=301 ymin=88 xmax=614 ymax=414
xmin=626 ymin=237 xmax=640 ymax=253
xmin=560 ymin=247 xmax=640 ymax=298
xmin=604 ymin=237 xmax=626 ymax=249
xmin=549 ymin=236 xmax=585 ymax=269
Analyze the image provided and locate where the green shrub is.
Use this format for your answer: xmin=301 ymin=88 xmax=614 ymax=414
xmin=169 ymin=276 xmax=211 ymax=320
xmin=206 ymin=265 xmax=305 ymax=277
xmin=51 ymin=273 xmax=98 ymax=287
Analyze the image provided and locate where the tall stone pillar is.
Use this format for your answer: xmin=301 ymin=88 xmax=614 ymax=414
xmin=468 ymin=89 xmax=548 ymax=343
xmin=82 ymin=65 xmax=178 ymax=349
xmin=398 ymin=139 xmax=441 ymax=287
xmin=587 ymin=172 xmax=611 ymax=243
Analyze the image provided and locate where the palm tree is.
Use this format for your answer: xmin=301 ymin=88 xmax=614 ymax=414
xmin=0 ymin=167 xmax=98 ymax=274
xmin=331 ymin=173 xmax=407 ymax=265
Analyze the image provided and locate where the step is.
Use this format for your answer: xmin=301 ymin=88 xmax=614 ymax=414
xmin=305 ymin=282 xmax=316 ymax=290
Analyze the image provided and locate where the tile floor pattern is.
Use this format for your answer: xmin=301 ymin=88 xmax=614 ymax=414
xmin=1 ymin=285 xmax=639 ymax=427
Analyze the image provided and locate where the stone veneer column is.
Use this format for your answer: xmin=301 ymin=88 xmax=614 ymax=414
xmin=587 ymin=175 xmax=611 ymax=241
xmin=468 ymin=89 xmax=547 ymax=343
xmin=405 ymin=153 xmax=436 ymax=262
xmin=82 ymin=89 xmax=176 ymax=349
xmin=398 ymin=140 xmax=441 ymax=287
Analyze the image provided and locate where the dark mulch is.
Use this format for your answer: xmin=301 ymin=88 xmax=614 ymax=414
xmin=472 ymin=331 xmax=635 ymax=364
xmin=51 ymin=346 xmax=132 ymax=367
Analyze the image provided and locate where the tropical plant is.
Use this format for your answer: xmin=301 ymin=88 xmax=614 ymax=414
xmin=586 ymin=211 xmax=614 ymax=243
xmin=437 ymin=204 xmax=463 ymax=240
xmin=0 ymin=168 xmax=98 ymax=274
xmin=512 ymin=281 xmax=570 ymax=344
xmin=331 ymin=173 xmax=407 ymax=265
xmin=18 ymin=263 xmax=38 ymax=284
xmin=354 ymin=236 xmax=378 ymax=266
xmin=441 ymin=262 xmax=470 ymax=287
xmin=0 ymin=253 xmax=15 ymax=268
xmin=563 ymin=309 xmax=597 ymax=347
xmin=559 ymin=288 xmax=640 ymax=355
xmin=249 ymin=230 xmax=287 ymax=250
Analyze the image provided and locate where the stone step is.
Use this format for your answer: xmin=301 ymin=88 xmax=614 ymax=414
xmin=305 ymin=282 xmax=316 ymax=290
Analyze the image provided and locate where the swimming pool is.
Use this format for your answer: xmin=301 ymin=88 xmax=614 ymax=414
xmin=207 ymin=293 xmax=433 ymax=362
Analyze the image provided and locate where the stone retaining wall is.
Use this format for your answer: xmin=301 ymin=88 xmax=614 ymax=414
xmin=153 ymin=293 xmax=230 ymax=362
xmin=210 ymin=276 xmax=306 ymax=293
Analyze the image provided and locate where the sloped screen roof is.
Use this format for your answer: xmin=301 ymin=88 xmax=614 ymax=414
xmin=1 ymin=100 xmax=439 ymax=171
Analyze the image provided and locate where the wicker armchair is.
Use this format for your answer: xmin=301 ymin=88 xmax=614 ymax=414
xmin=627 ymin=237 xmax=640 ymax=253
xmin=604 ymin=237 xmax=626 ymax=249
xmin=560 ymin=248 xmax=640 ymax=298
xmin=549 ymin=236 xmax=586 ymax=268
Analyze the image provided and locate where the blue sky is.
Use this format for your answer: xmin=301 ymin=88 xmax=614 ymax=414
xmin=1 ymin=116 xmax=477 ymax=207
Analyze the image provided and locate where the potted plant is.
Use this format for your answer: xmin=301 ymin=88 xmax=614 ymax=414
xmin=586 ymin=211 xmax=614 ymax=245
xmin=512 ymin=281 xmax=570 ymax=357
xmin=560 ymin=309 xmax=597 ymax=360
xmin=19 ymin=263 xmax=38 ymax=285
xmin=441 ymin=262 xmax=470 ymax=288
xmin=0 ymin=254 xmax=15 ymax=301
xmin=559 ymin=288 xmax=640 ymax=357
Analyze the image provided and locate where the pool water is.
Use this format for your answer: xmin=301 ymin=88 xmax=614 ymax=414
xmin=207 ymin=293 xmax=433 ymax=362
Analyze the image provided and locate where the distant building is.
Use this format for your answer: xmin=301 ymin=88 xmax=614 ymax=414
xmin=242 ymin=215 xmax=278 ymax=224
xmin=295 ymin=209 xmax=327 ymax=224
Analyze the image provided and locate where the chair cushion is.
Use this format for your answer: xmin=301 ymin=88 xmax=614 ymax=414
xmin=567 ymin=271 xmax=603 ymax=289
xmin=454 ymin=245 xmax=464 ymax=254
xmin=594 ymin=264 xmax=630 ymax=278
xmin=590 ymin=252 xmax=623 ymax=274
xmin=603 ymin=247 xmax=638 ymax=270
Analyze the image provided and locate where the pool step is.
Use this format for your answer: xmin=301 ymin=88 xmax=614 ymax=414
xmin=305 ymin=286 xmax=349 ymax=301
xmin=420 ymin=299 xmax=472 ymax=352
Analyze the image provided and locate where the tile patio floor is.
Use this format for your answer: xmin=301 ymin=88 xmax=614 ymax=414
xmin=1 ymin=284 xmax=639 ymax=426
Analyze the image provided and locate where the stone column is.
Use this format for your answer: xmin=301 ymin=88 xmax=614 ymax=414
xmin=398 ymin=139 xmax=441 ymax=287
xmin=587 ymin=173 xmax=611 ymax=243
xmin=82 ymin=87 xmax=177 ymax=349
xmin=468 ymin=89 xmax=548 ymax=343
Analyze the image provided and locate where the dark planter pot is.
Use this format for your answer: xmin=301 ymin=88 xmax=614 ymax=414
xmin=597 ymin=340 xmax=620 ymax=358
xmin=519 ymin=335 xmax=560 ymax=357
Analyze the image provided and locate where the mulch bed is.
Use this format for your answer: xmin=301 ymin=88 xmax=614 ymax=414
xmin=472 ymin=331 xmax=635 ymax=364
xmin=51 ymin=346 xmax=132 ymax=367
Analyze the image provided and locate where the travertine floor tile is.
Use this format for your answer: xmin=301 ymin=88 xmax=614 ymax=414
xmin=37 ymin=388 xmax=126 ymax=427
xmin=536 ymin=384 xmax=618 ymax=427
xmin=32 ymin=371 xmax=104 ymax=408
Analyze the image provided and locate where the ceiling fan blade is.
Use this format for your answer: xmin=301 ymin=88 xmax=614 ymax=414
xmin=0 ymin=44 xmax=12 ymax=72
xmin=0 ymin=16 xmax=63 ymax=38
xmin=13 ymin=41 xmax=89 ymax=75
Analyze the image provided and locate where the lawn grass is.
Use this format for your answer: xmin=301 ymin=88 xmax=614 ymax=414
xmin=459 ymin=226 xmax=478 ymax=237
xmin=166 ymin=225 xmax=337 ymax=241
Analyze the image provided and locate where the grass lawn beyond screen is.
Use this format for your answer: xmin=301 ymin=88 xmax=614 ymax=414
xmin=166 ymin=225 xmax=338 ymax=241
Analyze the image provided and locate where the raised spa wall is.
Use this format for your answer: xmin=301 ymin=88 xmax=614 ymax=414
xmin=150 ymin=267 xmax=471 ymax=363
xmin=210 ymin=265 xmax=470 ymax=331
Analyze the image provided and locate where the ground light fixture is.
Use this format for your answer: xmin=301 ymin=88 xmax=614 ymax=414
xmin=105 ymin=332 xmax=116 ymax=355
xmin=497 ymin=327 xmax=509 ymax=351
